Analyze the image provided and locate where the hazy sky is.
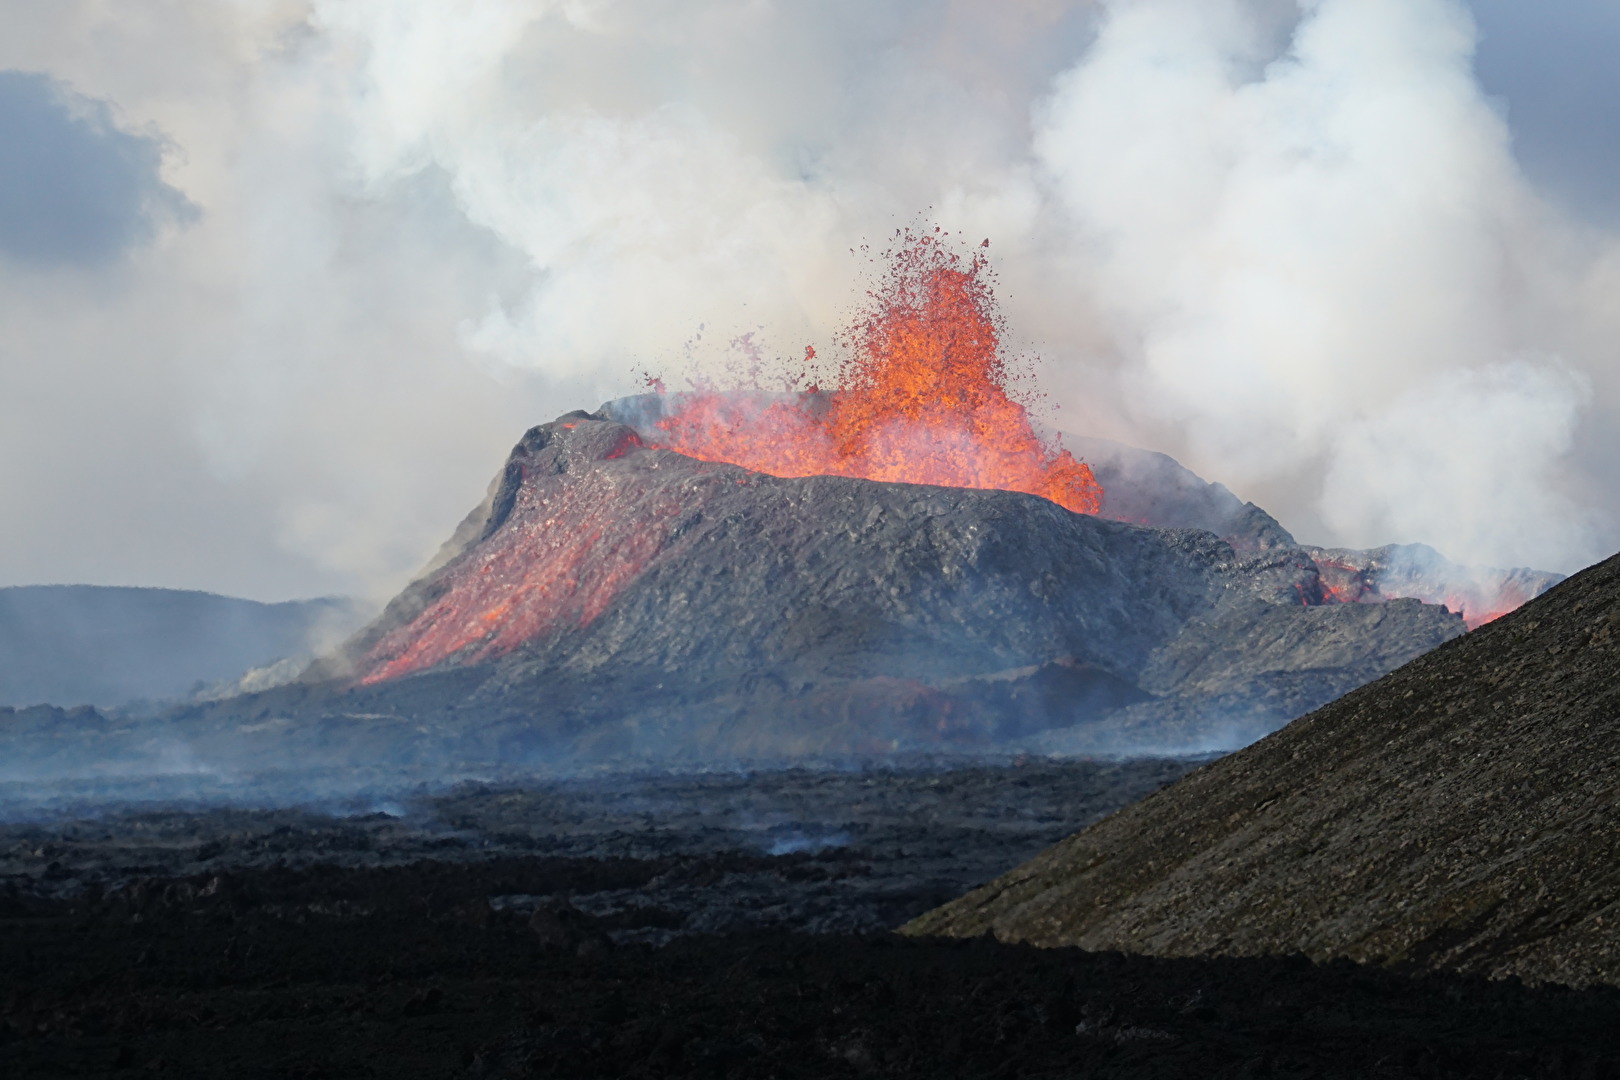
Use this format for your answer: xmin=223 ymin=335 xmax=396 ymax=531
xmin=2 ymin=0 xmax=1617 ymax=602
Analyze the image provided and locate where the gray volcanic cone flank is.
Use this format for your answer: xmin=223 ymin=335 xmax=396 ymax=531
xmin=904 ymin=551 xmax=1620 ymax=987
xmin=260 ymin=410 xmax=1465 ymax=763
xmin=0 ymin=410 xmax=1551 ymax=782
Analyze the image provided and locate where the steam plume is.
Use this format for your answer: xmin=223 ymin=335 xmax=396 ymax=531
xmin=1 ymin=0 xmax=1615 ymax=601
xmin=1035 ymin=0 xmax=1607 ymax=570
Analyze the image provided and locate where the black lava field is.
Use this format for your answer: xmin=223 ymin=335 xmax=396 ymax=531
xmin=4 ymin=759 xmax=1619 ymax=1079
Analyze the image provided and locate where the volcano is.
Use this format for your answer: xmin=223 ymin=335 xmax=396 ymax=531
xmin=0 ymin=408 xmax=1500 ymax=782
xmin=180 ymin=234 xmax=1548 ymax=767
xmin=111 ymin=406 xmax=1460 ymax=769
xmin=904 ymin=550 xmax=1620 ymax=987
xmin=2 ymin=231 xmax=1561 ymax=777
xmin=47 ymin=384 xmax=1542 ymax=776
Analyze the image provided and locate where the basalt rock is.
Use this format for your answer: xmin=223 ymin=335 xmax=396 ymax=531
xmin=903 ymin=550 xmax=1620 ymax=988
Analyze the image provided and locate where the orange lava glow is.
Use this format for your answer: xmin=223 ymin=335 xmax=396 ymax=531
xmin=1312 ymin=557 xmax=1527 ymax=630
xmin=651 ymin=230 xmax=1102 ymax=515
xmin=358 ymin=439 xmax=678 ymax=685
xmin=1439 ymin=600 xmax=1517 ymax=631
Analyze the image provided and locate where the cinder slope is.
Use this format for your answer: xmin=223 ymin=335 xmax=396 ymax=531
xmin=904 ymin=552 xmax=1620 ymax=987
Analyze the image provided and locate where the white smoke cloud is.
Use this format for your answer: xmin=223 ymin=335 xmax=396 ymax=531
xmin=0 ymin=0 xmax=1616 ymax=602
xmin=1323 ymin=360 xmax=1597 ymax=569
xmin=304 ymin=0 xmax=1016 ymax=378
xmin=1034 ymin=0 xmax=1613 ymax=570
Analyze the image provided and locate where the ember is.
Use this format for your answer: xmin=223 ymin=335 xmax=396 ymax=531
xmin=651 ymin=230 xmax=1102 ymax=515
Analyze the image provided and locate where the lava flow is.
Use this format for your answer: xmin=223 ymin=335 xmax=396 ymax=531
xmin=651 ymin=230 xmax=1102 ymax=515
xmin=357 ymin=429 xmax=680 ymax=685
xmin=1312 ymin=554 xmax=1536 ymax=630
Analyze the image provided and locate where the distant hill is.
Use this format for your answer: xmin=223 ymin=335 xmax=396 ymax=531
xmin=0 ymin=586 xmax=370 ymax=709
xmin=904 ymin=550 xmax=1620 ymax=988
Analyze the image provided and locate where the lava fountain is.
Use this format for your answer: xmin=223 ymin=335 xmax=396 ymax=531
xmin=353 ymin=232 xmax=1103 ymax=686
xmin=649 ymin=230 xmax=1102 ymax=515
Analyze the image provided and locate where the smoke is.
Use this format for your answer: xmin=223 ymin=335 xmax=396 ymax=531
xmin=303 ymin=0 xmax=1062 ymax=378
xmin=1033 ymin=0 xmax=1611 ymax=570
xmin=0 ymin=0 xmax=1616 ymax=603
xmin=1323 ymin=362 xmax=1594 ymax=570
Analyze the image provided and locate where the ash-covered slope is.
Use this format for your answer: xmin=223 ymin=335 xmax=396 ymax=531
xmin=206 ymin=410 xmax=1458 ymax=765
xmin=904 ymin=551 xmax=1620 ymax=987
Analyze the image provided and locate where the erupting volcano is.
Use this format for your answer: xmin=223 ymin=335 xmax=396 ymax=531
xmin=648 ymin=230 xmax=1102 ymax=516
xmin=146 ymin=229 xmax=1554 ymax=765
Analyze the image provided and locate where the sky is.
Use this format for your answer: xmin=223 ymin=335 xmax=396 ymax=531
xmin=1 ymin=0 xmax=1617 ymax=603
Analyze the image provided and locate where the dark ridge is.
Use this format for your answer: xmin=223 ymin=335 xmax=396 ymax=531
xmin=904 ymin=551 xmax=1620 ymax=987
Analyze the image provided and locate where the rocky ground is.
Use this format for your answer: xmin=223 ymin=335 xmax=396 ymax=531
xmin=0 ymin=759 xmax=1196 ymax=940
xmin=908 ymin=552 xmax=1620 ymax=989
xmin=5 ymin=758 xmax=1619 ymax=1078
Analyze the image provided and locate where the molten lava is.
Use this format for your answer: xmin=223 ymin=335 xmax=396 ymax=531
xmin=358 ymin=431 xmax=678 ymax=685
xmin=1312 ymin=556 xmax=1528 ymax=630
xmin=651 ymin=230 xmax=1102 ymax=515
xmin=353 ymin=234 xmax=1103 ymax=686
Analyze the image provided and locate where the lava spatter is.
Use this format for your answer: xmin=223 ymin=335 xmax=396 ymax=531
xmin=652 ymin=230 xmax=1102 ymax=515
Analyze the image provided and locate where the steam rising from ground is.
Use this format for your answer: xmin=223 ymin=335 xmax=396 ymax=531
xmin=1 ymin=0 xmax=1616 ymax=602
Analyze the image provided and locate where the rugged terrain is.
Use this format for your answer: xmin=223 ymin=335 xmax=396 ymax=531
xmin=906 ymin=551 xmax=1620 ymax=988
xmin=5 ymin=759 xmax=1619 ymax=1079
xmin=0 ymin=759 xmax=1197 ymax=939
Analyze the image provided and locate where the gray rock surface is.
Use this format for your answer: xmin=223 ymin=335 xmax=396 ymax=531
xmin=903 ymin=550 xmax=1620 ymax=988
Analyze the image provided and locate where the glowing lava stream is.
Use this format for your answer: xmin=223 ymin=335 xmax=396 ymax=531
xmin=649 ymin=230 xmax=1103 ymax=516
xmin=359 ymin=456 xmax=678 ymax=685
